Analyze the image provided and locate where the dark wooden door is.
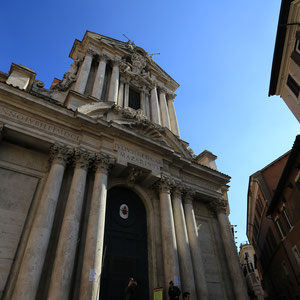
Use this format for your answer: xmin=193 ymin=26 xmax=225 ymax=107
xmin=100 ymin=187 xmax=149 ymax=300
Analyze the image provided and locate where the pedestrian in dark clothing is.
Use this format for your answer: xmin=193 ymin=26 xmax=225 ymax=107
xmin=124 ymin=277 xmax=137 ymax=300
xmin=168 ymin=281 xmax=181 ymax=300
xmin=183 ymin=292 xmax=190 ymax=300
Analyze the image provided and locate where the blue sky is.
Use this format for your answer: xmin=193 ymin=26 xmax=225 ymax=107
xmin=1 ymin=0 xmax=299 ymax=246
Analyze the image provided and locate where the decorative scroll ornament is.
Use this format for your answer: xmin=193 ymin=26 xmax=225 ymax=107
xmin=127 ymin=167 xmax=146 ymax=183
xmin=112 ymin=105 xmax=165 ymax=142
xmin=33 ymin=80 xmax=45 ymax=89
xmin=120 ymin=204 xmax=129 ymax=219
xmin=50 ymin=144 xmax=73 ymax=166
xmin=54 ymin=57 xmax=82 ymax=91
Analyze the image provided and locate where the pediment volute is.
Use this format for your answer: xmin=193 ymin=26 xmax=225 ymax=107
xmin=78 ymin=102 xmax=193 ymax=159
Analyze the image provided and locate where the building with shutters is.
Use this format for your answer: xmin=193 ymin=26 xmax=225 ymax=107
xmin=247 ymin=135 xmax=300 ymax=299
xmin=0 ymin=31 xmax=248 ymax=300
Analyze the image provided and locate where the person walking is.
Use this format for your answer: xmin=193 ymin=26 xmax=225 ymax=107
xmin=183 ymin=292 xmax=190 ymax=300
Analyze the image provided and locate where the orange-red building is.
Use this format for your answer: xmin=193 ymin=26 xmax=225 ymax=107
xmin=247 ymin=135 xmax=300 ymax=299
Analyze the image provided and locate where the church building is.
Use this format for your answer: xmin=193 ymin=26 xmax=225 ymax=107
xmin=0 ymin=31 xmax=248 ymax=300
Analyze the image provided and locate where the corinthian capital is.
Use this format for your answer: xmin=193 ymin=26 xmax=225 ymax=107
xmin=94 ymin=152 xmax=115 ymax=174
xmin=167 ymin=93 xmax=176 ymax=101
xmin=99 ymin=53 xmax=109 ymax=62
xmin=158 ymin=174 xmax=175 ymax=193
xmin=73 ymin=148 xmax=93 ymax=170
xmin=184 ymin=187 xmax=196 ymax=204
xmin=112 ymin=57 xmax=121 ymax=66
xmin=86 ymin=48 xmax=98 ymax=57
xmin=50 ymin=144 xmax=73 ymax=166
xmin=208 ymin=198 xmax=227 ymax=214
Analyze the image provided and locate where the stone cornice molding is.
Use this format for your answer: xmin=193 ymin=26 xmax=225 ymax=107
xmin=93 ymin=152 xmax=115 ymax=174
xmin=208 ymin=198 xmax=227 ymax=214
xmin=74 ymin=148 xmax=93 ymax=170
xmin=50 ymin=144 xmax=73 ymax=167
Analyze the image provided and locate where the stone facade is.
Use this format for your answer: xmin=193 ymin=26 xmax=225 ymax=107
xmin=0 ymin=31 xmax=248 ymax=300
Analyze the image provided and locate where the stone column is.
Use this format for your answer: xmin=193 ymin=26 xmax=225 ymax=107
xmin=158 ymin=175 xmax=181 ymax=292
xmin=79 ymin=153 xmax=114 ymax=300
xmin=107 ymin=59 xmax=120 ymax=103
xmin=145 ymin=90 xmax=151 ymax=119
xmin=47 ymin=150 xmax=91 ymax=300
xmin=140 ymin=88 xmax=146 ymax=113
xmin=159 ymin=87 xmax=171 ymax=129
xmin=172 ymin=187 xmax=197 ymax=300
xmin=11 ymin=145 xmax=72 ymax=300
xmin=167 ymin=94 xmax=180 ymax=136
xmin=0 ymin=122 xmax=3 ymax=142
xmin=150 ymin=85 xmax=161 ymax=125
xmin=117 ymin=77 xmax=125 ymax=107
xmin=124 ymin=80 xmax=130 ymax=108
xmin=92 ymin=54 xmax=108 ymax=100
xmin=211 ymin=198 xmax=249 ymax=300
xmin=74 ymin=49 xmax=94 ymax=94
xmin=184 ymin=191 xmax=209 ymax=300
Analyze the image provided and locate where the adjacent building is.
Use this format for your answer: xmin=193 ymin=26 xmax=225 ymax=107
xmin=239 ymin=243 xmax=264 ymax=300
xmin=269 ymin=0 xmax=300 ymax=122
xmin=247 ymin=135 xmax=300 ymax=299
xmin=0 ymin=31 xmax=248 ymax=300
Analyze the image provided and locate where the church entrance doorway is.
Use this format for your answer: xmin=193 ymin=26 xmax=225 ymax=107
xmin=99 ymin=186 xmax=149 ymax=300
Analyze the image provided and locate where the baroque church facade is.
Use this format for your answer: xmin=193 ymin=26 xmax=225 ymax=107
xmin=0 ymin=31 xmax=248 ymax=300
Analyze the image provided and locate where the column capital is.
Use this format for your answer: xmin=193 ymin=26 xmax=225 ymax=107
xmin=173 ymin=183 xmax=185 ymax=198
xmin=167 ymin=93 xmax=177 ymax=101
xmin=112 ymin=57 xmax=121 ymax=67
xmin=184 ymin=188 xmax=196 ymax=204
xmin=209 ymin=198 xmax=227 ymax=214
xmin=93 ymin=153 xmax=115 ymax=174
xmin=50 ymin=145 xmax=73 ymax=166
xmin=74 ymin=149 xmax=93 ymax=170
xmin=158 ymin=86 xmax=167 ymax=94
xmin=99 ymin=53 xmax=109 ymax=62
xmin=86 ymin=48 xmax=98 ymax=57
xmin=158 ymin=174 xmax=175 ymax=193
